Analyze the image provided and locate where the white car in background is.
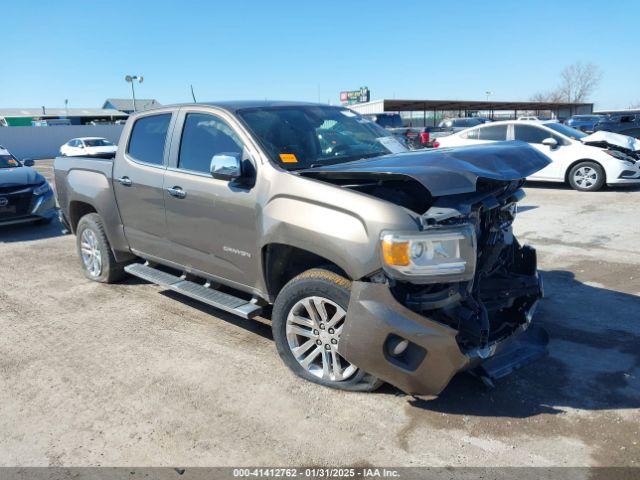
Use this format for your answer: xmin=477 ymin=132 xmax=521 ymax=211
xmin=436 ymin=120 xmax=640 ymax=191
xmin=59 ymin=137 xmax=117 ymax=157
xmin=517 ymin=116 xmax=542 ymax=121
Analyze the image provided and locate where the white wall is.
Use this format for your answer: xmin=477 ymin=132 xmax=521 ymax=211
xmin=0 ymin=125 xmax=124 ymax=159
xmin=346 ymin=100 xmax=386 ymax=115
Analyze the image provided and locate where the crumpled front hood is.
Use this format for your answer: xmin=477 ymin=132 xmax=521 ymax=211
xmin=0 ymin=166 xmax=44 ymax=187
xmin=298 ymin=141 xmax=551 ymax=196
xmin=582 ymin=131 xmax=640 ymax=151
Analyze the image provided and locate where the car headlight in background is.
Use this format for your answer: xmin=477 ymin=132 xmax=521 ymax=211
xmin=32 ymin=181 xmax=51 ymax=195
xmin=380 ymin=225 xmax=476 ymax=284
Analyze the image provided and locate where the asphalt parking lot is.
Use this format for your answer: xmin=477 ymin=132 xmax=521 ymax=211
xmin=0 ymin=159 xmax=638 ymax=467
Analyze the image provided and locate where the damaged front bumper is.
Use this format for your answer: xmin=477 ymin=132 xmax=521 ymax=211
xmin=338 ymin=260 xmax=547 ymax=396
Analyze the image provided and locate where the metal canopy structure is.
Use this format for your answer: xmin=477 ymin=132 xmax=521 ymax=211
xmin=377 ymin=99 xmax=593 ymax=113
xmin=348 ymin=98 xmax=594 ymax=127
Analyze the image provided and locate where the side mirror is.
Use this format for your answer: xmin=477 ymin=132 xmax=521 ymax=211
xmin=210 ymin=153 xmax=241 ymax=181
xmin=23 ymin=158 xmax=35 ymax=167
xmin=542 ymin=137 xmax=558 ymax=148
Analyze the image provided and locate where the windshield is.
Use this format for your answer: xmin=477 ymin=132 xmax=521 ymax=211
xmin=0 ymin=154 xmax=20 ymax=168
xmin=238 ymin=106 xmax=408 ymax=170
xmin=545 ymin=123 xmax=588 ymax=140
xmin=84 ymin=139 xmax=113 ymax=147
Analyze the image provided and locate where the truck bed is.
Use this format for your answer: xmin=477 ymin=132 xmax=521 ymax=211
xmin=53 ymin=155 xmax=130 ymax=256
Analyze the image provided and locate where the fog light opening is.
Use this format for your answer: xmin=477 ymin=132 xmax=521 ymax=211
xmin=391 ymin=339 xmax=409 ymax=356
xmin=383 ymin=334 xmax=427 ymax=372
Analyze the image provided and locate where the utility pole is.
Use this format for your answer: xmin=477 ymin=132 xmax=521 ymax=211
xmin=125 ymin=75 xmax=144 ymax=112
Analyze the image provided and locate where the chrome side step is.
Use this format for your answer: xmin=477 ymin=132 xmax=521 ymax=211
xmin=125 ymin=263 xmax=262 ymax=319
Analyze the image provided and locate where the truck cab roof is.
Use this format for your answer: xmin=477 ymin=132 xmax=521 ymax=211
xmin=143 ymin=100 xmax=324 ymax=115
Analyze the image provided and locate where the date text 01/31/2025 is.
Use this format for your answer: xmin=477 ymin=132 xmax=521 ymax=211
xmin=232 ymin=468 xmax=400 ymax=478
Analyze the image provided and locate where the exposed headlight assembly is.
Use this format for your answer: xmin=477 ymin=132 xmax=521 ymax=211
xmin=32 ymin=182 xmax=51 ymax=195
xmin=380 ymin=225 xmax=476 ymax=284
xmin=604 ymin=149 xmax=636 ymax=164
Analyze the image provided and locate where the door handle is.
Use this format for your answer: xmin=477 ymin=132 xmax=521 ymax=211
xmin=115 ymin=176 xmax=132 ymax=186
xmin=167 ymin=186 xmax=187 ymax=199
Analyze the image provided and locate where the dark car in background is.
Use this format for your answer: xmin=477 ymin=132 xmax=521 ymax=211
xmin=363 ymin=113 xmax=403 ymax=129
xmin=363 ymin=113 xmax=433 ymax=149
xmin=0 ymin=146 xmax=56 ymax=227
xmin=565 ymin=114 xmax=607 ymax=133
xmin=364 ymin=115 xmax=489 ymax=149
xmin=438 ymin=117 xmax=484 ymax=129
xmin=593 ymin=113 xmax=640 ymax=138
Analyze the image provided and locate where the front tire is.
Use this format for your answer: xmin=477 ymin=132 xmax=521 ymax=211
xmin=76 ymin=213 xmax=126 ymax=283
xmin=568 ymin=161 xmax=605 ymax=191
xmin=272 ymin=268 xmax=382 ymax=392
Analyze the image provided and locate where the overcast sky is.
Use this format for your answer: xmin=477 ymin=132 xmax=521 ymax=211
xmin=2 ymin=0 xmax=638 ymax=110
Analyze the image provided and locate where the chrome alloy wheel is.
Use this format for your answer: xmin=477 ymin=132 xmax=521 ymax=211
xmin=573 ymin=166 xmax=598 ymax=189
xmin=286 ymin=296 xmax=357 ymax=382
xmin=80 ymin=229 xmax=102 ymax=277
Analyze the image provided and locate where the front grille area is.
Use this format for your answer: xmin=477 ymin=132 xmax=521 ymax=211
xmin=0 ymin=184 xmax=33 ymax=195
xmin=0 ymin=191 xmax=33 ymax=219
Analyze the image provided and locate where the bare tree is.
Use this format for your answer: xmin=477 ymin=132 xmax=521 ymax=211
xmin=558 ymin=62 xmax=602 ymax=103
xmin=530 ymin=90 xmax=565 ymax=103
xmin=530 ymin=62 xmax=602 ymax=103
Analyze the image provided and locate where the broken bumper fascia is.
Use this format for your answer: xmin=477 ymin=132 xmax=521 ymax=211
xmin=338 ymin=276 xmax=547 ymax=396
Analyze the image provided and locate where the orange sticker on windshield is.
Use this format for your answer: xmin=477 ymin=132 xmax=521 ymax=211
xmin=279 ymin=153 xmax=298 ymax=163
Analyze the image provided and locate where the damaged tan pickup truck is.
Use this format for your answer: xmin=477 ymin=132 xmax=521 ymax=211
xmin=54 ymin=101 xmax=550 ymax=395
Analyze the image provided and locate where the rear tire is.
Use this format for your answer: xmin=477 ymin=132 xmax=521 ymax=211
xmin=76 ymin=213 xmax=127 ymax=283
xmin=568 ymin=161 xmax=605 ymax=191
xmin=272 ymin=268 xmax=382 ymax=392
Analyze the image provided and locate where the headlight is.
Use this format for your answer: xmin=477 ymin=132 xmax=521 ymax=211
xmin=32 ymin=182 xmax=51 ymax=195
xmin=380 ymin=225 xmax=476 ymax=284
xmin=604 ymin=149 xmax=635 ymax=164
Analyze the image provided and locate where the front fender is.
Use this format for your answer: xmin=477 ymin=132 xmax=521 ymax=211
xmin=261 ymin=194 xmax=372 ymax=279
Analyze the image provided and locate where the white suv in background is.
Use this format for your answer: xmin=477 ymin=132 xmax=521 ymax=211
xmin=436 ymin=121 xmax=640 ymax=191
xmin=60 ymin=137 xmax=118 ymax=157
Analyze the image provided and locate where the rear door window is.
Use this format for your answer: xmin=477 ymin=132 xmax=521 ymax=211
xmin=127 ymin=113 xmax=172 ymax=166
xmin=477 ymin=124 xmax=507 ymax=141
